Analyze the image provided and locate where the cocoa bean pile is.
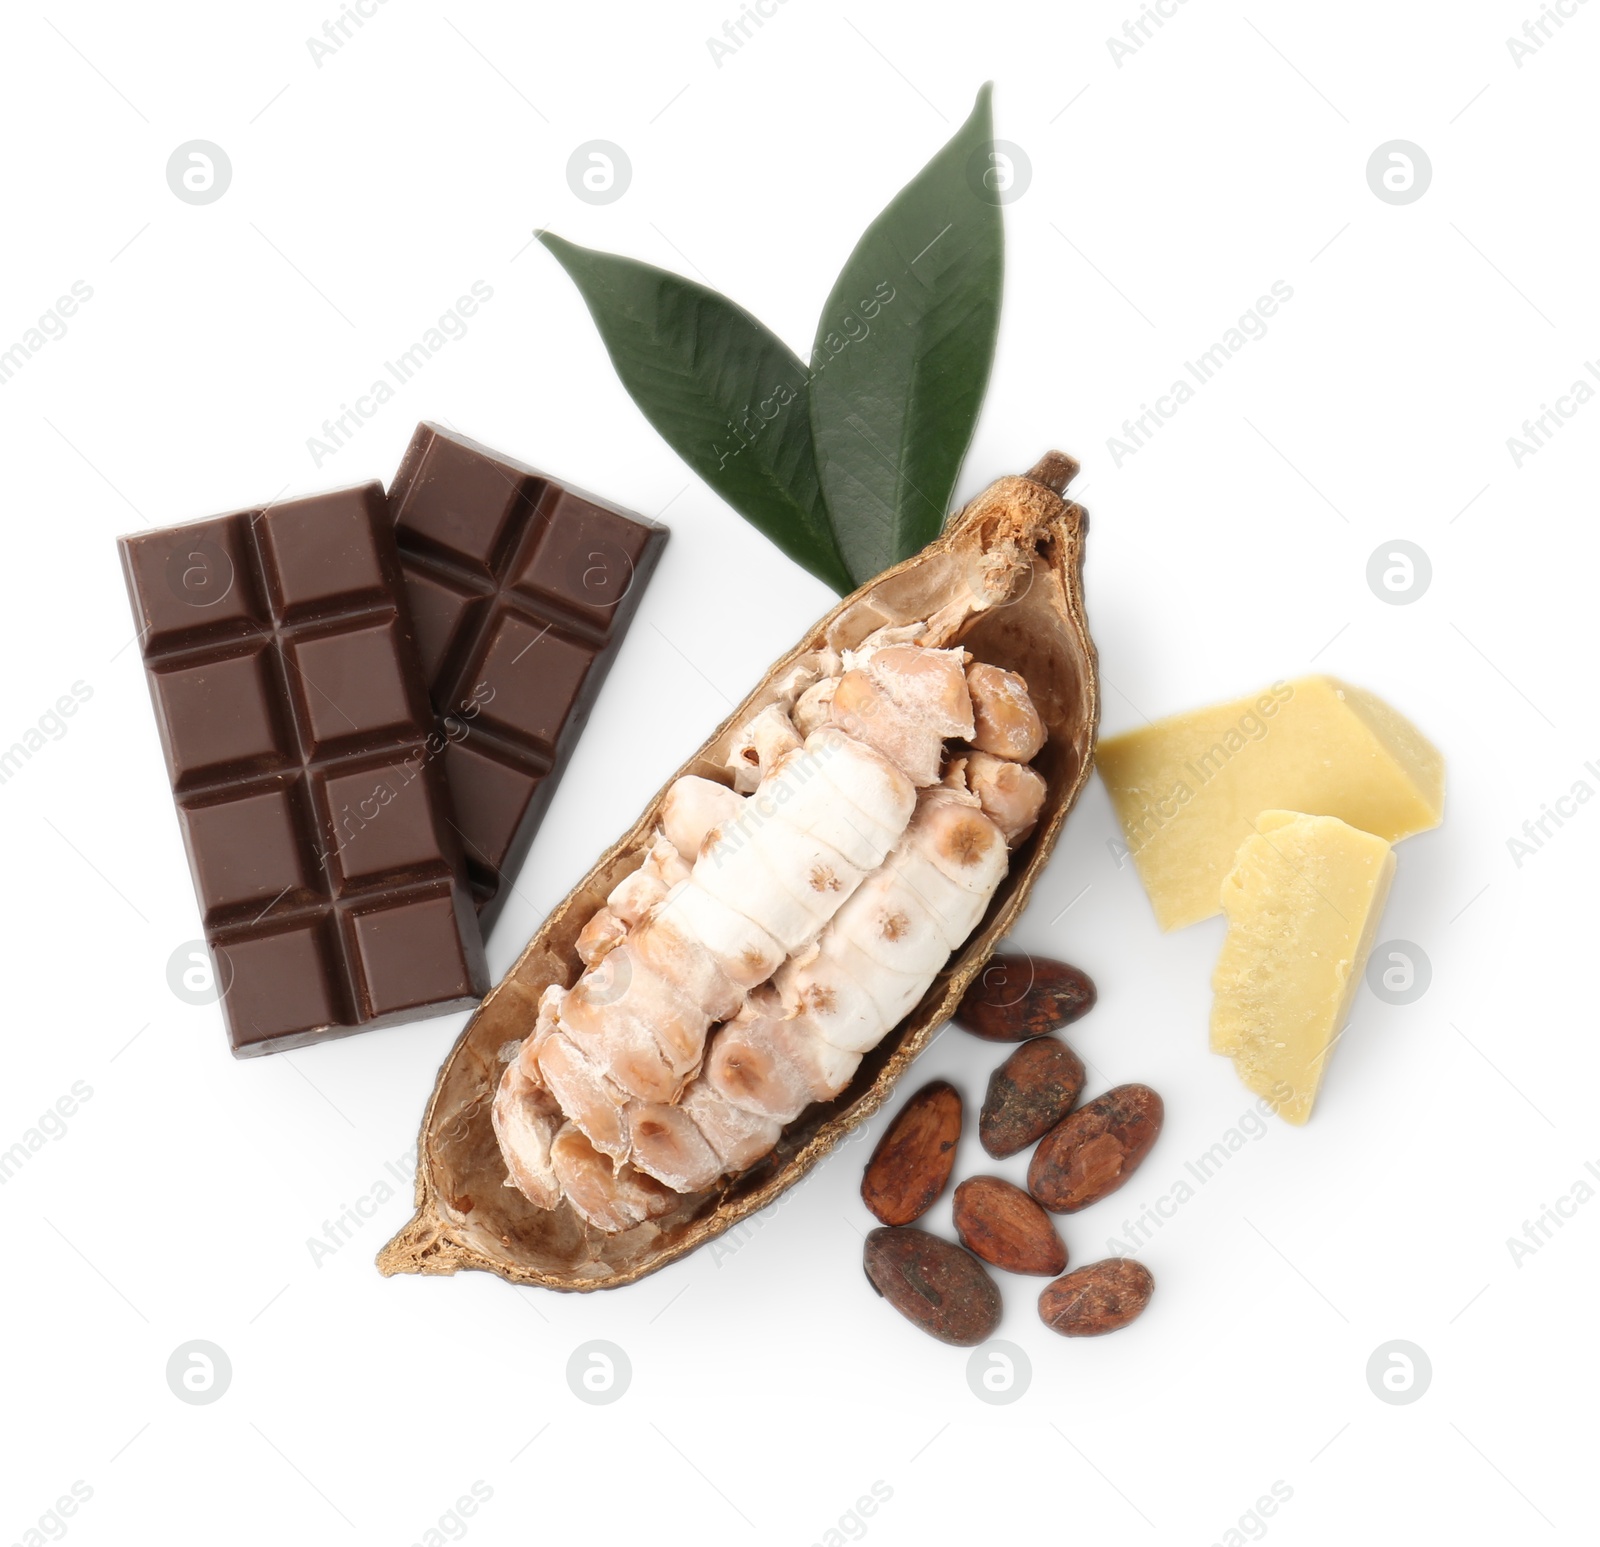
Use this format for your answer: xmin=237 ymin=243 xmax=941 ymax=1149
xmin=860 ymin=954 xmax=1160 ymax=1346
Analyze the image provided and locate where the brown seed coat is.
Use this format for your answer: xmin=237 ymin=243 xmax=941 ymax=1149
xmin=952 ymin=1176 xmax=1067 ymax=1276
xmin=954 ymin=955 xmax=1096 ymax=1041
xmin=979 ymin=1036 xmax=1086 ymax=1158
xmin=860 ymin=1080 xmax=962 ymax=1226
xmin=1038 ymin=1258 xmax=1154 ymax=1336
xmin=1028 ymin=1084 xmax=1163 ymax=1213
xmin=864 ymin=1227 xmax=1003 ymax=1346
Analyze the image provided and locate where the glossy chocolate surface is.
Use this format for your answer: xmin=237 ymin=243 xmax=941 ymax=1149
xmin=387 ymin=424 xmax=666 ymax=929
xmin=120 ymin=483 xmax=488 ymax=1056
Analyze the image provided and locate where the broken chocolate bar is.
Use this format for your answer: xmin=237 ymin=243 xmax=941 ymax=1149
xmin=387 ymin=423 xmax=667 ymax=928
xmin=119 ymin=483 xmax=489 ymax=1057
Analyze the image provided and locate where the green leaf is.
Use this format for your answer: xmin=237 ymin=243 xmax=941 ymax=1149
xmin=538 ymin=232 xmax=854 ymax=594
xmin=808 ymin=83 xmax=1004 ymax=585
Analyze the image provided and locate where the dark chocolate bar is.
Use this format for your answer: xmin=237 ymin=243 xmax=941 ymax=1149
xmin=387 ymin=424 xmax=667 ymax=929
xmin=119 ymin=484 xmax=488 ymax=1057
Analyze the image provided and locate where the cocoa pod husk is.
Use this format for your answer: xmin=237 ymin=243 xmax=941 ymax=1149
xmin=979 ymin=1035 xmax=1086 ymax=1158
xmin=860 ymin=1080 xmax=962 ymax=1226
xmin=380 ymin=458 xmax=1098 ymax=1290
xmin=1038 ymin=1258 xmax=1154 ymax=1336
xmin=864 ymin=1227 xmax=1003 ymax=1346
xmin=953 ymin=954 xmax=1096 ymax=1041
xmin=1028 ymin=1084 xmax=1163 ymax=1213
xmin=952 ymin=1176 xmax=1067 ymax=1276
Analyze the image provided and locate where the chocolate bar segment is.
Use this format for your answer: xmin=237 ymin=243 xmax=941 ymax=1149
xmin=387 ymin=424 xmax=667 ymax=929
xmin=120 ymin=484 xmax=489 ymax=1057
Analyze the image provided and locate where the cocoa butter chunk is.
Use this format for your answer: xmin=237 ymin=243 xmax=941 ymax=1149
xmin=1212 ymin=811 xmax=1395 ymax=1124
xmin=1028 ymin=1084 xmax=1163 ymax=1213
xmin=954 ymin=954 xmax=1096 ymax=1041
xmin=1095 ymin=675 xmax=1444 ymax=932
xmin=864 ymin=1227 xmax=1003 ymax=1346
xmin=1038 ymin=1258 xmax=1154 ymax=1336
xmin=952 ymin=1176 xmax=1067 ymax=1276
xmin=980 ymin=1036 xmax=1086 ymax=1158
xmin=860 ymin=1080 xmax=962 ymax=1226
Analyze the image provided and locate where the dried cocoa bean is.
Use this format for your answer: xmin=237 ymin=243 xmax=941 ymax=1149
xmin=860 ymin=1080 xmax=962 ymax=1226
xmin=1027 ymin=1084 xmax=1163 ymax=1213
xmin=953 ymin=954 xmax=1096 ymax=1041
xmin=952 ymin=1176 xmax=1067 ymax=1276
xmin=864 ymin=1227 xmax=1003 ymax=1346
xmin=979 ymin=1036 xmax=1086 ymax=1158
xmin=1038 ymin=1258 xmax=1154 ymax=1336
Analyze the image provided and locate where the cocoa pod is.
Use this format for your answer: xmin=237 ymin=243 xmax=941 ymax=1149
xmin=382 ymin=462 xmax=1099 ymax=1291
xmin=864 ymin=1227 xmax=1003 ymax=1346
xmin=860 ymin=1080 xmax=962 ymax=1226
xmin=979 ymin=1036 xmax=1086 ymax=1158
xmin=953 ymin=954 xmax=1096 ymax=1041
xmin=952 ymin=1176 xmax=1067 ymax=1276
xmin=1027 ymin=1084 xmax=1163 ymax=1213
xmin=1038 ymin=1258 xmax=1154 ymax=1336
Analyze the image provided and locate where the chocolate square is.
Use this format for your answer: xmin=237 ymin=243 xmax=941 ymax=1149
xmin=321 ymin=761 xmax=448 ymax=887
xmin=217 ymin=920 xmax=348 ymax=1054
xmin=351 ymin=892 xmax=480 ymax=1016
xmin=473 ymin=615 xmax=595 ymax=758
xmin=150 ymin=645 xmax=290 ymax=791
xmin=119 ymin=514 xmax=267 ymax=653
xmin=400 ymin=567 xmax=482 ymax=687
xmin=513 ymin=488 xmax=659 ymax=629
xmin=391 ymin=430 xmax=541 ymax=579
xmin=441 ymin=740 xmax=545 ymax=879
xmin=258 ymin=486 xmax=390 ymax=619
xmin=289 ymin=620 xmax=421 ymax=754
xmin=179 ymin=783 xmax=318 ymax=922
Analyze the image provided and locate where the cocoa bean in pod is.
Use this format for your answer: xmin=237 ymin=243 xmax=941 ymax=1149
xmin=1038 ymin=1258 xmax=1154 ymax=1336
xmin=863 ymin=1227 xmax=1003 ymax=1346
xmin=860 ymin=1079 xmax=962 ymax=1226
xmin=979 ymin=1036 xmax=1086 ymax=1158
xmin=1027 ymin=1084 xmax=1163 ymax=1213
xmin=953 ymin=954 xmax=1096 ymax=1041
xmin=952 ymin=1176 xmax=1067 ymax=1276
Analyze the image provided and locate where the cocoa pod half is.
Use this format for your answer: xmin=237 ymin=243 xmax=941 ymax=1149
xmin=861 ymin=1080 xmax=962 ymax=1226
xmin=979 ymin=1035 xmax=1086 ymax=1158
xmin=382 ymin=461 xmax=1098 ymax=1291
xmin=1028 ymin=1084 xmax=1163 ymax=1213
xmin=1038 ymin=1258 xmax=1154 ymax=1336
xmin=864 ymin=1227 xmax=1003 ymax=1346
xmin=953 ymin=954 xmax=1096 ymax=1041
xmin=952 ymin=1176 xmax=1067 ymax=1276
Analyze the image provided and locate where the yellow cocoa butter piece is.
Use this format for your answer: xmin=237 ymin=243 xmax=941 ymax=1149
xmin=1211 ymin=811 xmax=1396 ymax=1124
xmin=1096 ymin=676 xmax=1442 ymax=930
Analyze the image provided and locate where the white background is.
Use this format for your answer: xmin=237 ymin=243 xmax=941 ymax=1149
xmin=1 ymin=1 xmax=1595 ymax=1542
